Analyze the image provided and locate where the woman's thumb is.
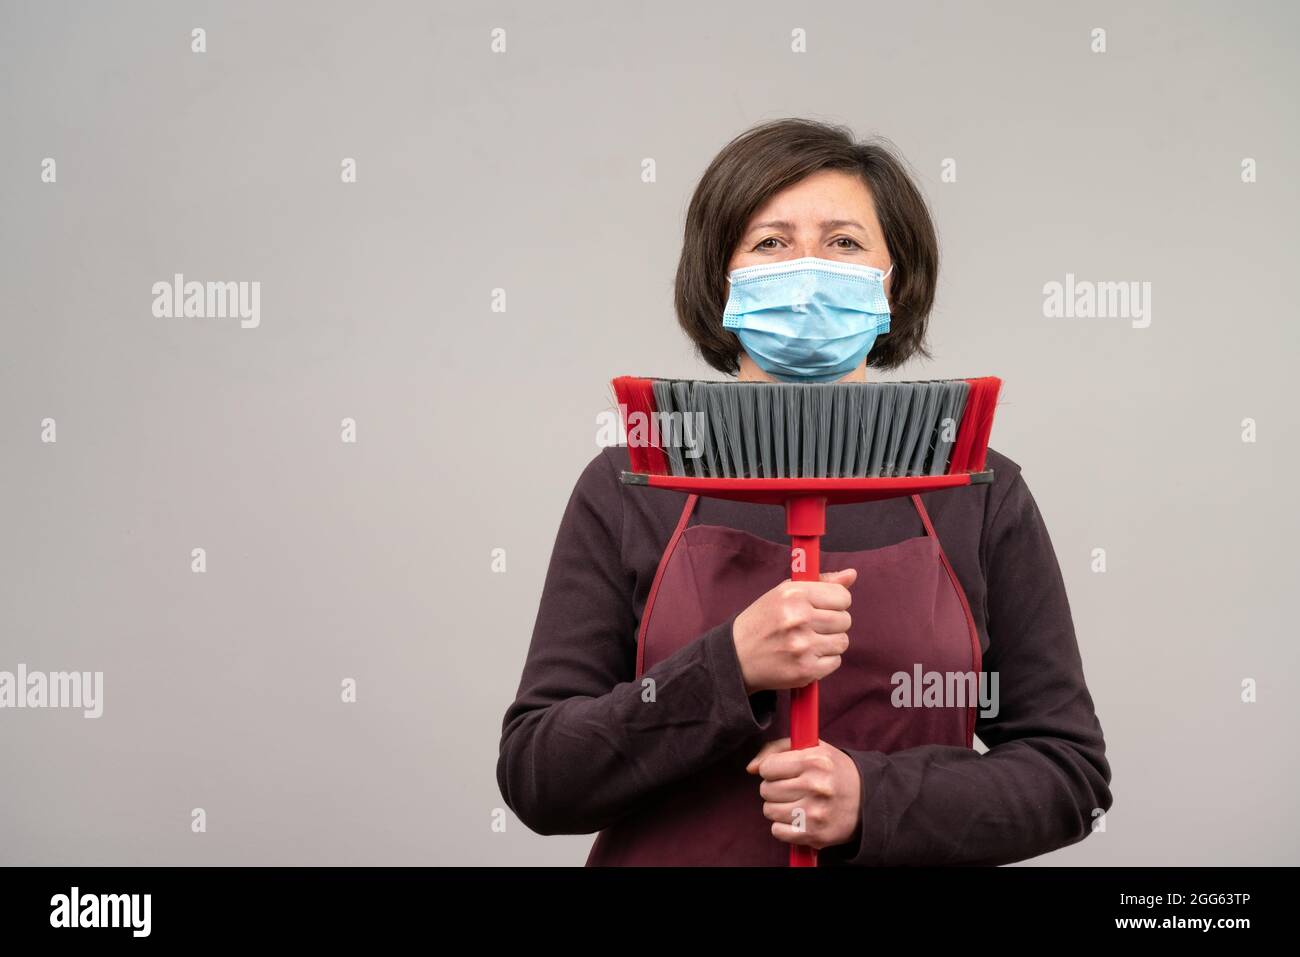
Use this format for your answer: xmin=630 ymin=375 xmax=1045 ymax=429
xmin=819 ymin=566 xmax=858 ymax=584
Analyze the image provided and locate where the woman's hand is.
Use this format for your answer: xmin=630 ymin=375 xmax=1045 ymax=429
xmin=732 ymin=567 xmax=857 ymax=694
xmin=746 ymin=737 xmax=863 ymax=849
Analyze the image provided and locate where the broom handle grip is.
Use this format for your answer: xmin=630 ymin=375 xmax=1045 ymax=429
xmin=786 ymin=495 xmax=827 ymax=869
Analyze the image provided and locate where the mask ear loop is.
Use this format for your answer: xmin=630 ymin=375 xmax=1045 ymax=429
xmin=875 ymin=264 xmax=895 ymax=341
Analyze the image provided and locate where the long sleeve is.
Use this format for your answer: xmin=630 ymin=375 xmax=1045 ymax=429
xmin=496 ymin=452 xmax=778 ymax=836
xmin=818 ymin=469 xmax=1113 ymax=866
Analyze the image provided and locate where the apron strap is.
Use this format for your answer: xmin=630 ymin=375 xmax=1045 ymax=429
xmin=634 ymin=494 xmax=699 ymax=679
xmin=911 ymin=493 xmax=984 ymax=747
xmin=910 ymin=492 xmax=936 ymax=538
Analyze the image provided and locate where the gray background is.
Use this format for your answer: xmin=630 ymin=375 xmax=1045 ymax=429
xmin=1 ymin=0 xmax=1296 ymax=866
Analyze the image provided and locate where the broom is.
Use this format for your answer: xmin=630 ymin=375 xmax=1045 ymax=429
xmin=612 ymin=375 xmax=1002 ymax=867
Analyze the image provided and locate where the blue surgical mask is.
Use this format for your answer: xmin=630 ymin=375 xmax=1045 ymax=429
xmin=722 ymin=256 xmax=893 ymax=382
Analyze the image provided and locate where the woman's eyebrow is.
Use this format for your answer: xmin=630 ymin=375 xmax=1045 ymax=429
xmin=746 ymin=218 xmax=868 ymax=235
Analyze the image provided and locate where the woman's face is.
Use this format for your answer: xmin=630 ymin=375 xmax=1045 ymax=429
xmin=728 ymin=169 xmax=893 ymax=382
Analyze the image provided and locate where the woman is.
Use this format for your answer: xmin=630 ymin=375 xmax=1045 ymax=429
xmin=496 ymin=118 xmax=1113 ymax=866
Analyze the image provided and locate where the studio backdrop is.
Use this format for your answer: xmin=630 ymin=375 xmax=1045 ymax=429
xmin=1 ymin=0 xmax=1297 ymax=866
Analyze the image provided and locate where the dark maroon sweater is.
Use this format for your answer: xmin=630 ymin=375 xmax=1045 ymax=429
xmin=496 ymin=444 xmax=1113 ymax=865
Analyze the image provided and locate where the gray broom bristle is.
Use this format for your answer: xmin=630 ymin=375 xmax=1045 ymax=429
xmin=654 ymin=379 xmax=973 ymax=479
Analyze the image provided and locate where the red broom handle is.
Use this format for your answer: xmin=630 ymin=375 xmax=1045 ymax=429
xmin=785 ymin=494 xmax=826 ymax=868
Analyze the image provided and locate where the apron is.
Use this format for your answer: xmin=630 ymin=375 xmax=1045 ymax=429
xmin=586 ymin=492 xmax=982 ymax=866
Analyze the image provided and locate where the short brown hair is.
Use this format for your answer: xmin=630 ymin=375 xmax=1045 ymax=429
xmin=674 ymin=118 xmax=940 ymax=375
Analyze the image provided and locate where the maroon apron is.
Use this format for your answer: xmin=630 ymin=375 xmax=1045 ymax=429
xmin=586 ymin=492 xmax=982 ymax=866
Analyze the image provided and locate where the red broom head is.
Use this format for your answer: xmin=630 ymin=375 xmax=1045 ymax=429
xmin=611 ymin=375 xmax=1001 ymax=477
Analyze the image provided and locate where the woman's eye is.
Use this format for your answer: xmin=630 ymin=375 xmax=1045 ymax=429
xmin=833 ymin=237 xmax=862 ymax=249
xmin=755 ymin=237 xmax=782 ymax=250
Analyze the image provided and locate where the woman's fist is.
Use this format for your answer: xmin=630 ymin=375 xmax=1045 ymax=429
xmin=747 ymin=737 xmax=863 ymax=849
xmin=732 ymin=567 xmax=857 ymax=695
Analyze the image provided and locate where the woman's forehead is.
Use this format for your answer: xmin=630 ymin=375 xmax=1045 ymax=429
xmin=746 ymin=172 xmax=879 ymax=227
